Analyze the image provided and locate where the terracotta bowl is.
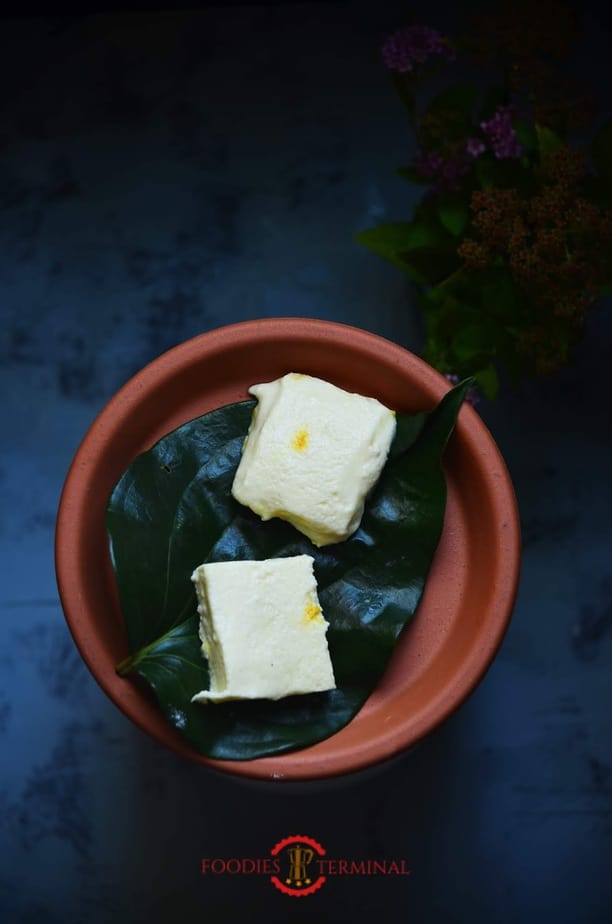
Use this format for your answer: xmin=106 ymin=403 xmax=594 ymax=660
xmin=55 ymin=318 xmax=520 ymax=781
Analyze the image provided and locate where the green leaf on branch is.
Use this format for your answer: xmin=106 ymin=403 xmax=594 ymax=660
xmin=107 ymin=384 xmax=470 ymax=759
xmin=536 ymin=124 xmax=562 ymax=157
xmin=438 ymin=197 xmax=469 ymax=237
xmin=514 ymin=119 xmax=537 ymax=150
xmin=356 ymin=214 xmax=456 ymax=282
xmin=472 ymin=363 xmax=499 ymax=400
xmin=355 ymin=221 xmax=436 ymax=252
xmin=355 ymin=223 xmax=421 ymax=273
xmin=452 ymin=323 xmax=492 ymax=363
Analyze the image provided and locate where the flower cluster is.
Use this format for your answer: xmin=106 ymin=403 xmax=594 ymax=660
xmin=381 ymin=26 xmax=453 ymax=73
xmin=411 ymin=103 xmax=523 ymax=196
xmin=369 ymin=11 xmax=612 ymax=393
xmin=480 ymin=106 xmax=523 ymax=159
xmin=457 ymin=146 xmax=612 ymax=373
xmin=415 ymin=149 xmax=468 ymax=191
xmin=465 ymin=137 xmax=486 ymax=158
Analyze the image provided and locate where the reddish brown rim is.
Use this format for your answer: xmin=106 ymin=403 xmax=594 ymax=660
xmin=55 ymin=318 xmax=521 ymax=781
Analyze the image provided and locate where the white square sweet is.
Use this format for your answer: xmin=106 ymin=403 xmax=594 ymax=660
xmin=231 ymin=373 xmax=397 ymax=546
xmin=191 ymin=555 xmax=335 ymax=703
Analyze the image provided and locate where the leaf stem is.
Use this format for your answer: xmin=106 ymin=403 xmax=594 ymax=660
xmin=436 ymin=267 xmax=466 ymax=290
xmin=115 ymin=613 xmax=195 ymax=677
xmin=116 ymin=654 xmax=135 ymax=676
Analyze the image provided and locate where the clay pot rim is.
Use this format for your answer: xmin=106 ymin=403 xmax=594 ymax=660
xmin=56 ymin=318 xmax=521 ymax=781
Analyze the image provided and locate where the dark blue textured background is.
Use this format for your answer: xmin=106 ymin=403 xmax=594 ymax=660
xmin=1 ymin=3 xmax=610 ymax=922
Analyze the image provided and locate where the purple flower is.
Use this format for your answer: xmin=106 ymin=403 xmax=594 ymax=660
xmin=480 ymin=106 xmax=522 ymax=160
xmin=415 ymin=150 xmax=443 ymax=178
xmin=465 ymin=137 xmax=486 ymax=158
xmin=415 ymin=150 xmax=467 ymax=191
xmin=381 ymin=26 xmax=453 ymax=73
xmin=444 ymin=373 xmax=480 ymax=406
xmin=437 ymin=159 xmax=467 ymax=191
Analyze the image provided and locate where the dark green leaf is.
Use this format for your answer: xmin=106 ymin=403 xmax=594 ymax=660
xmin=475 ymin=156 xmax=500 ymax=189
xmin=536 ymin=124 xmax=562 ymax=157
xmin=355 ymin=222 xmax=434 ymax=274
xmin=356 ymin=215 xmax=455 ymax=280
xmin=472 ymin=363 xmax=499 ymax=400
xmin=426 ymin=83 xmax=479 ymax=118
xmin=107 ymin=383 xmax=470 ymax=759
xmin=437 ymin=197 xmax=469 ymax=237
xmin=395 ymin=166 xmax=430 ymax=186
xmin=106 ymin=406 xmax=254 ymax=651
xmin=452 ymin=323 xmax=491 ymax=363
xmin=475 ymin=156 xmax=536 ymax=193
xmin=514 ymin=119 xmax=537 ymax=150
xmin=353 ymin=236 xmax=408 ymax=274
xmin=591 ymin=117 xmax=612 ymax=179
xmin=399 ymin=246 xmax=462 ymax=285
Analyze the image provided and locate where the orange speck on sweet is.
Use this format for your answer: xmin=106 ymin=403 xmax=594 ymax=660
xmin=302 ymin=601 xmax=322 ymax=626
xmin=291 ymin=428 xmax=309 ymax=452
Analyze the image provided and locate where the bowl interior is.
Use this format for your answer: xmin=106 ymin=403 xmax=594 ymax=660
xmin=56 ymin=318 xmax=520 ymax=781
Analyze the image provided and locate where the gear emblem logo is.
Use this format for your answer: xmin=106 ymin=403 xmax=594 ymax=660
xmin=270 ymin=835 xmax=327 ymax=897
